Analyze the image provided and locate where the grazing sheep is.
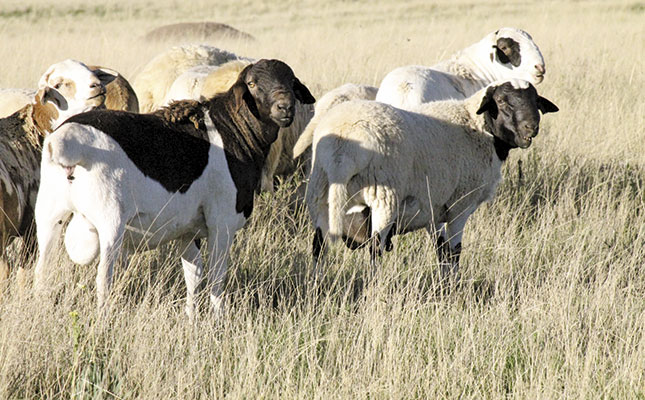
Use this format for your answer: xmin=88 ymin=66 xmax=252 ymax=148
xmin=306 ymin=80 xmax=558 ymax=275
xmin=0 ymin=59 xmax=108 ymax=282
xmin=0 ymin=89 xmax=36 ymax=118
xmin=144 ymin=21 xmax=255 ymax=42
xmin=134 ymin=44 xmax=244 ymax=112
xmin=164 ymin=58 xmax=315 ymax=192
xmin=375 ymin=28 xmax=546 ymax=109
xmin=34 ymin=59 xmax=315 ymax=318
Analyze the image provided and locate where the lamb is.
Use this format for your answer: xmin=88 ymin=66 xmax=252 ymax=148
xmin=375 ymin=28 xmax=546 ymax=109
xmin=0 ymin=59 xmax=109 ymax=281
xmin=306 ymin=79 xmax=558 ymax=275
xmin=133 ymin=44 xmax=244 ymax=113
xmin=34 ymin=59 xmax=315 ymax=318
xmin=162 ymin=58 xmax=315 ymax=192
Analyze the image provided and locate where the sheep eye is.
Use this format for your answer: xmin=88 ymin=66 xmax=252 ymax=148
xmin=247 ymin=81 xmax=256 ymax=88
xmin=54 ymin=82 xmax=62 ymax=89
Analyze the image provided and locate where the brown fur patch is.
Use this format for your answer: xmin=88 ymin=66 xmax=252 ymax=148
xmin=89 ymin=66 xmax=140 ymax=112
xmin=32 ymin=90 xmax=60 ymax=134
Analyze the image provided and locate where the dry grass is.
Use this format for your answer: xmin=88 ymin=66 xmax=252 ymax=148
xmin=0 ymin=0 xmax=644 ymax=398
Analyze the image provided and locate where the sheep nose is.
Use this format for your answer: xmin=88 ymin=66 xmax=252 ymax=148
xmin=535 ymin=64 xmax=545 ymax=75
xmin=522 ymin=121 xmax=539 ymax=136
xmin=277 ymin=102 xmax=294 ymax=114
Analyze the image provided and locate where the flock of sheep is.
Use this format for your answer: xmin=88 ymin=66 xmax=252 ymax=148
xmin=0 ymin=27 xmax=558 ymax=318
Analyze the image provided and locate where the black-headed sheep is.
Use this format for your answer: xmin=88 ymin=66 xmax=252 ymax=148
xmin=306 ymin=79 xmax=558 ymax=275
xmin=34 ymin=59 xmax=315 ymax=318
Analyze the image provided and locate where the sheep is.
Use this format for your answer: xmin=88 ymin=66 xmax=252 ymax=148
xmin=375 ymin=28 xmax=546 ymax=110
xmin=306 ymin=79 xmax=558 ymax=276
xmin=143 ymin=21 xmax=255 ymax=42
xmin=133 ymin=44 xmax=244 ymax=113
xmin=34 ymin=59 xmax=315 ymax=318
xmin=0 ymin=65 xmax=139 ymax=117
xmin=163 ymin=58 xmax=315 ymax=192
xmin=292 ymin=83 xmax=378 ymax=164
xmin=0 ymin=59 xmax=109 ymax=283
xmin=88 ymin=66 xmax=139 ymax=112
xmin=0 ymin=89 xmax=36 ymax=118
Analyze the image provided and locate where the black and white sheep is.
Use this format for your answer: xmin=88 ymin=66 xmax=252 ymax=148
xmin=162 ymin=58 xmax=315 ymax=192
xmin=34 ymin=59 xmax=315 ymax=318
xmin=375 ymin=28 xmax=546 ymax=109
xmin=306 ymin=79 xmax=558 ymax=274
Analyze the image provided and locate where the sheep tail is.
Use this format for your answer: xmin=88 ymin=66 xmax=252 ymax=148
xmin=292 ymin=119 xmax=315 ymax=159
xmin=43 ymin=124 xmax=85 ymax=168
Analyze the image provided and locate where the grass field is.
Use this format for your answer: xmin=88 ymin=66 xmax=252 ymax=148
xmin=0 ymin=0 xmax=644 ymax=398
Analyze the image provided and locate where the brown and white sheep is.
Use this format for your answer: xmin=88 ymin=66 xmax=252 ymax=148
xmin=0 ymin=59 xmax=110 ymax=284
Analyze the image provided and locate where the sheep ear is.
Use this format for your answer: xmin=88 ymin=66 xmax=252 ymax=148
xmin=476 ymin=86 xmax=497 ymax=116
xmin=537 ymin=96 xmax=559 ymax=114
xmin=231 ymin=63 xmax=254 ymax=111
xmin=90 ymin=66 xmax=118 ymax=85
xmin=39 ymin=87 xmax=67 ymax=110
xmin=293 ymin=77 xmax=315 ymax=104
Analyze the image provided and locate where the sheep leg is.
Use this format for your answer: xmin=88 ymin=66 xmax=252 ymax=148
xmin=179 ymin=238 xmax=205 ymax=320
xmin=312 ymin=227 xmax=327 ymax=278
xmin=369 ymin=199 xmax=396 ymax=268
xmin=33 ymin=209 xmax=72 ymax=292
xmin=442 ymin=209 xmax=473 ymax=279
xmin=205 ymin=224 xmax=237 ymax=318
xmin=95 ymin=225 xmax=125 ymax=310
xmin=312 ymin=210 xmax=330 ymax=279
xmin=260 ymin=131 xmax=284 ymax=193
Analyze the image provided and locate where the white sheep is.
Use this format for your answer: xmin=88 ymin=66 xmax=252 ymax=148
xmin=292 ymin=83 xmax=378 ymax=162
xmin=162 ymin=58 xmax=315 ymax=192
xmin=0 ymin=59 xmax=109 ymax=282
xmin=133 ymin=44 xmax=244 ymax=113
xmin=306 ymin=79 xmax=558 ymax=275
xmin=375 ymin=28 xmax=546 ymax=110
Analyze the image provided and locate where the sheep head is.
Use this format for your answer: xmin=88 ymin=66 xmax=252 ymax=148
xmin=34 ymin=59 xmax=107 ymax=132
xmin=476 ymin=79 xmax=558 ymax=151
xmin=230 ymin=59 xmax=315 ymax=128
xmin=488 ymin=28 xmax=547 ymax=85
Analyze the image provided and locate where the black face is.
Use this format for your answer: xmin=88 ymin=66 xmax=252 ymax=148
xmin=235 ymin=59 xmax=315 ymax=127
xmin=494 ymin=37 xmax=521 ymax=67
xmin=477 ymin=82 xmax=559 ymax=150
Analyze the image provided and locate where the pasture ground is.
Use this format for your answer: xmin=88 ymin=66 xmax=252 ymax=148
xmin=0 ymin=0 xmax=643 ymax=398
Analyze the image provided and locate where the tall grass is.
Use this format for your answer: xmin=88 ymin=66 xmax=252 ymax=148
xmin=0 ymin=0 xmax=643 ymax=398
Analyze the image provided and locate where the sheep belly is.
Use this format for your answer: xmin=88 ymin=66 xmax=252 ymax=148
xmin=124 ymin=207 xmax=208 ymax=248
